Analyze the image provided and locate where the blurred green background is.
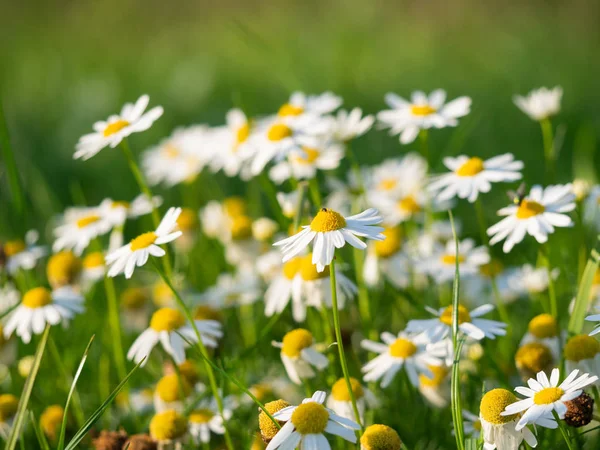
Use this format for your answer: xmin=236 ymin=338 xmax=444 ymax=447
xmin=1 ymin=0 xmax=600 ymax=230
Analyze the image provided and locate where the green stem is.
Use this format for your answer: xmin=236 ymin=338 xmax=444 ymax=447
xmin=0 ymin=101 xmax=26 ymax=216
xmin=103 ymin=276 xmax=128 ymax=385
xmin=152 ymin=259 xmax=234 ymax=450
xmin=329 ymin=258 xmax=363 ymax=431
xmin=553 ymin=410 xmax=576 ymax=450
xmin=540 ymin=118 xmax=555 ymax=182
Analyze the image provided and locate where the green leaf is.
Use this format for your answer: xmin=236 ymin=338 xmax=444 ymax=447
xmin=63 ymin=358 xmax=144 ymax=450
xmin=568 ymin=249 xmax=600 ymax=335
xmin=5 ymin=325 xmax=51 ymax=450
xmin=57 ymin=335 xmax=95 ymax=450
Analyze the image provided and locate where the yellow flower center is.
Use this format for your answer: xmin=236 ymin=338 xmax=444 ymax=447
xmin=0 ymin=394 xmax=18 ymax=422
xmin=456 ymin=157 xmax=485 ymax=177
xmin=3 ymin=240 xmax=25 ymax=257
xmin=236 ymin=123 xmax=250 ymax=145
xmin=281 ymin=328 xmax=314 ymax=357
xmin=473 ymin=420 xmax=482 ymax=431
xmin=398 ymin=196 xmax=421 ymax=214
xmin=22 ymin=287 xmax=52 ymax=308
xmin=294 ymin=147 xmax=320 ymax=165
xmin=153 ymin=281 xmax=173 ymax=307
xmin=310 ymin=208 xmax=347 ymax=232
xmin=479 ymin=389 xmax=517 ymax=424
xmin=419 ymin=365 xmax=449 ymax=387
xmin=267 ymin=123 xmax=293 ymax=141
xmin=534 ymin=387 xmax=564 ymax=405
xmin=389 ymin=338 xmax=418 ymax=358
xmin=282 ymin=257 xmax=303 ymax=280
xmin=47 ymin=251 xmax=82 ymax=287
xmin=121 ymin=287 xmax=148 ymax=310
xmin=176 ymin=208 xmax=198 ymax=231
xmin=156 ymin=374 xmax=191 ymax=402
xmin=193 ymin=305 xmax=223 ymax=323
xmin=410 ymin=105 xmax=437 ymax=116
xmin=528 ymin=313 xmax=558 ymax=339
xmin=259 ymin=399 xmax=291 ymax=440
xmin=291 ymin=402 xmax=330 ymax=435
xmin=103 ymin=119 xmax=130 ymax=137
xmin=299 ymin=254 xmax=330 ymax=281
xmin=479 ymin=260 xmax=504 ymax=278
xmin=40 ymin=405 xmax=64 ymax=440
xmin=331 ymin=377 xmax=364 ymax=401
xmin=278 ymin=103 xmax=304 ymax=117
xmin=111 ymin=200 xmax=130 ymax=209
xmin=515 ymin=343 xmax=553 ymax=374
xmin=164 ymin=144 xmax=180 ymax=158
xmin=374 ymin=227 xmax=402 ymax=258
xmin=564 ymin=335 xmax=600 ymax=362
xmin=83 ymin=252 xmax=104 ymax=269
xmin=130 ymin=232 xmax=158 ymax=251
xmin=439 ymin=305 xmax=471 ymax=326
xmin=230 ymin=215 xmax=253 ymax=240
xmin=440 ymin=254 xmax=466 ymax=265
xmin=360 ymin=424 xmax=402 ymax=450
xmin=516 ymin=200 xmax=545 ymax=219
xmin=189 ymin=408 xmax=214 ymax=424
xmin=150 ymin=410 xmax=187 ymax=441
xmin=378 ymin=179 xmax=397 ymax=191
xmin=150 ymin=308 xmax=186 ymax=332
xmin=76 ymin=215 xmax=101 ymax=228
xmin=223 ymin=197 xmax=247 ymax=218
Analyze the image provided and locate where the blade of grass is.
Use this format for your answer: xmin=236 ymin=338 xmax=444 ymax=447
xmin=0 ymin=101 xmax=25 ymax=216
xmin=5 ymin=325 xmax=51 ymax=450
xmin=57 ymin=335 xmax=95 ymax=450
xmin=29 ymin=411 xmax=51 ymax=450
xmin=64 ymin=358 xmax=144 ymax=450
xmin=569 ymin=249 xmax=600 ymax=334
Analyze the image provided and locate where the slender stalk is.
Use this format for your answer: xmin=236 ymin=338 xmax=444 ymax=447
xmin=540 ymin=118 xmax=555 ymax=182
xmin=553 ymin=410 xmax=576 ymax=450
xmin=329 ymin=258 xmax=363 ymax=431
xmin=103 ymin=276 xmax=128 ymax=385
xmin=152 ymin=259 xmax=234 ymax=450
xmin=418 ymin=129 xmax=430 ymax=165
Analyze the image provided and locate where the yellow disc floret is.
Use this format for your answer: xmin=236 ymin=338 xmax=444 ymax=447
xmin=76 ymin=215 xmax=101 ymax=229
xmin=480 ymin=389 xmax=517 ymax=424
xmin=176 ymin=208 xmax=198 ymax=232
xmin=149 ymin=410 xmax=187 ymax=441
xmin=150 ymin=308 xmax=186 ymax=332
xmin=528 ymin=314 xmax=558 ymax=339
xmin=3 ymin=240 xmax=25 ymax=257
xmin=103 ymin=119 xmax=130 ymax=137
xmin=456 ymin=157 xmax=485 ymax=177
xmin=0 ymin=394 xmax=18 ymax=422
xmin=516 ymin=200 xmax=545 ymax=219
xmin=291 ymin=402 xmax=329 ymax=434
xmin=374 ymin=227 xmax=402 ymax=258
xmin=398 ymin=196 xmax=421 ymax=214
xmin=230 ymin=215 xmax=253 ymax=240
xmin=282 ymin=257 xmax=303 ymax=280
xmin=360 ymin=424 xmax=402 ymax=450
xmin=439 ymin=305 xmax=471 ymax=326
xmin=294 ymin=147 xmax=320 ymax=165
xmin=236 ymin=123 xmax=250 ymax=145
xmin=331 ymin=377 xmax=364 ymax=401
xmin=299 ymin=254 xmax=329 ymax=281
xmin=564 ymin=335 xmax=600 ymax=362
xmin=223 ymin=197 xmax=247 ymax=218
xmin=130 ymin=232 xmax=158 ymax=251
xmin=22 ymin=287 xmax=52 ymax=309
xmin=267 ymin=124 xmax=293 ymax=141
xmin=440 ymin=254 xmax=466 ymax=265
xmin=534 ymin=387 xmax=564 ymax=405
xmin=515 ymin=343 xmax=553 ymax=374
xmin=189 ymin=408 xmax=214 ymax=424
xmin=389 ymin=338 xmax=418 ymax=358
xmin=419 ymin=365 xmax=449 ymax=388
xmin=411 ymin=105 xmax=436 ymax=116
xmin=83 ymin=252 xmax=105 ymax=269
xmin=156 ymin=374 xmax=192 ymax=402
xmin=121 ymin=287 xmax=148 ymax=310
xmin=47 ymin=251 xmax=82 ymax=287
xmin=40 ymin=405 xmax=64 ymax=441
xmin=278 ymin=104 xmax=304 ymax=117
xmin=310 ymin=208 xmax=347 ymax=232
xmin=259 ymin=399 xmax=291 ymax=441
xmin=281 ymin=328 xmax=313 ymax=358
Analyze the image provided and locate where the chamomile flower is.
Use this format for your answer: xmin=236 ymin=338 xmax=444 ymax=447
xmin=273 ymin=328 xmax=328 ymax=385
xmin=326 ymin=378 xmax=378 ymax=423
xmin=366 ymin=155 xmax=427 ymax=202
xmin=106 ymin=207 xmax=182 ymax=279
xmin=564 ymin=335 xmax=600 ymax=383
xmin=264 ymin=256 xmax=305 ymax=321
xmin=406 ymin=304 xmax=507 ymax=342
xmin=40 ymin=405 xmax=65 ymax=442
xmin=149 ymin=409 xmax=188 ymax=445
xmin=514 ymin=86 xmax=562 ymax=121
xmin=4 ymin=286 xmax=84 ymax=344
xmin=487 ymin=184 xmax=576 ymax=253
xmin=418 ymin=364 xmax=451 ymax=408
xmin=520 ymin=314 xmax=561 ymax=361
xmin=505 ymin=264 xmax=559 ymax=298
xmin=330 ymin=108 xmax=374 ymax=141
xmin=377 ymin=89 xmax=471 ymax=144
xmin=81 ymin=252 xmax=105 ymax=288
xmin=515 ymin=342 xmax=555 ymax=381
xmin=153 ymin=373 xmax=192 ymax=413
xmin=461 ymin=411 xmax=482 ymax=440
xmin=428 ymin=154 xmax=523 ymax=203
xmin=3 ymin=231 xmax=46 ymax=274
xmin=74 ymin=94 xmax=163 ymax=160
xmin=127 ymin=307 xmax=222 ymax=365
xmin=274 ymin=208 xmax=384 ymax=272
xmin=363 ymin=227 xmax=411 ymax=289
xmin=46 ymin=251 xmax=82 ymax=288
xmin=188 ymin=398 xmax=232 ymax=445
xmin=360 ymin=331 xmax=445 ymax=388
xmin=502 ymin=368 xmax=598 ymax=430
xmin=265 ymin=390 xmax=360 ymax=450
xmin=53 ymin=206 xmax=112 ymax=255
xmin=479 ymin=389 xmax=538 ymax=450
xmin=417 ymin=238 xmax=490 ymax=283
xmin=277 ymin=91 xmax=343 ymax=120
xmin=0 ymin=394 xmax=18 ymax=439
xmin=99 ymin=194 xmax=162 ymax=227
xmin=360 ymin=424 xmax=402 ymax=450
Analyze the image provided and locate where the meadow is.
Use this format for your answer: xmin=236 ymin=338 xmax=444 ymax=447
xmin=1 ymin=1 xmax=600 ymax=449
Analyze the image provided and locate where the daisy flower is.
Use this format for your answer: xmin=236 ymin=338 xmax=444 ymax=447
xmin=153 ymin=373 xmax=192 ymax=413
xmin=3 ymin=231 xmax=47 ymax=275
xmin=273 ymin=207 xmax=384 ymax=272
xmin=514 ymin=86 xmax=562 ymax=121
xmin=4 ymin=286 xmax=84 ymax=344
xmin=53 ymin=206 xmax=113 ymax=256
xmin=406 ymin=304 xmax=507 ymax=342
xmin=360 ymin=424 xmax=402 ymax=450
xmin=277 ymin=91 xmax=343 ymax=120
xmin=479 ymin=388 xmax=538 ymax=450
xmin=417 ymin=238 xmax=490 ymax=283
xmin=273 ymin=328 xmax=328 ymax=385
xmin=505 ymin=264 xmax=559 ymax=298
xmin=0 ymin=394 xmax=18 ymax=439
xmin=106 ymin=207 xmax=182 ymax=279
xmin=326 ymin=377 xmax=378 ymax=423
xmin=265 ymin=390 xmax=360 ymax=450
xmin=377 ymin=89 xmax=471 ymax=144
xmin=363 ymin=227 xmax=412 ymax=289
xmin=81 ymin=252 xmax=106 ymax=288
xmin=264 ymin=256 xmax=306 ymax=322
xmin=487 ymin=184 xmax=576 ymax=252
xmin=428 ymin=154 xmax=523 ymax=203
xmin=126 ymin=307 xmax=223 ymax=366
xmin=366 ymin=154 xmax=427 ymax=201
xmin=461 ymin=410 xmax=482 ymax=440
xmin=418 ymin=364 xmax=451 ymax=408
xmin=520 ymin=313 xmax=560 ymax=361
xmin=188 ymin=397 xmax=232 ymax=445
xmin=503 ymin=369 xmax=598 ymax=430
xmin=74 ymin=94 xmax=163 ymax=160
xmin=330 ymin=108 xmax=374 ymax=142
xmin=515 ymin=342 xmax=556 ymax=381
xmin=360 ymin=331 xmax=445 ymax=388
xmin=149 ymin=410 xmax=188 ymax=445
xmin=99 ymin=194 xmax=162 ymax=227
xmin=564 ymin=335 xmax=600 ymax=383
